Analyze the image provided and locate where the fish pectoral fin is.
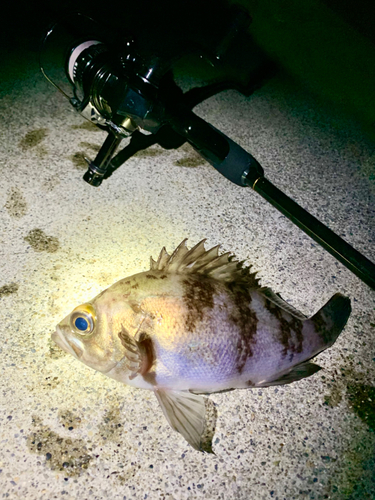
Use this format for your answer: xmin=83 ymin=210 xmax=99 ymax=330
xmin=154 ymin=389 xmax=217 ymax=453
xmin=256 ymin=362 xmax=322 ymax=387
xmin=118 ymin=325 xmax=154 ymax=380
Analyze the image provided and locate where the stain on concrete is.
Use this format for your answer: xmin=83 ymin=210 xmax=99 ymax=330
xmin=70 ymin=152 xmax=88 ymax=169
xmin=0 ymin=282 xmax=19 ymax=297
xmin=5 ymin=186 xmax=27 ymax=218
xmin=324 ymin=384 xmax=343 ymax=407
xmin=320 ymin=364 xmax=375 ymax=497
xmin=324 ymin=366 xmax=375 ymax=431
xmin=19 ymin=128 xmax=48 ymax=151
xmin=24 ymin=228 xmax=59 ymax=253
xmin=58 ymin=409 xmax=83 ymax=430
xmin=70 ymin=143 xmax=101 ymax=168
xmin=42 ymin=175 xmax=61 ymax=191
xmin=174 ymin=156 xmax=204 ymax=168
xmin=71 ymin=121 xmax=100 ymax=132
xmin=347 ymin=383 xmax=375 ymax=432
xmin=36 ymin=145 xmax=49 ymax=158
xmin=28 ymin=375 xmax=61 ymax=393
xmin=79 ymin=141 xmax=101 ymax=152
xmin=322 ymin=429 xmax=375 ymax=498
xmin=174 ymin=144 xmax=204 ymax=167
xmin=97 ymin=406 xmax=123 ymax=443
xmin=27 ymin=415 xmax=93 ymax=476
xmin=134 ymin=148 xmax=162 ymax=158
xmin=47 ymin=337 xmax=68 ymax=360
xmin=42 ymin=376 xmax=60 ymax=390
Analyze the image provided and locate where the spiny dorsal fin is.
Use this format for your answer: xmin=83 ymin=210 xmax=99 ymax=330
xmin=150 ymin=239 xmax=260 ymax=288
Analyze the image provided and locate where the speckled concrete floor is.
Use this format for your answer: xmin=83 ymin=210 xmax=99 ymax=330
xmin=1 ymin=32 xmax=375 ymax=500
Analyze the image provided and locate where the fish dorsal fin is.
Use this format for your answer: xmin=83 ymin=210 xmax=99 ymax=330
xmin=150 ymin=239 xmax=260 ymax=288
xmin=259 ymin=287 xmax=307 ymax=320
xmin=150 ymin=246 xmax=170 ymax=271
xmin=154 ymin=389 xmax=217 ymax=452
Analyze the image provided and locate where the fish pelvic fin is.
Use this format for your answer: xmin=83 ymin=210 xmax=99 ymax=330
xmin=150 ymin=239 xmax=260 ymax=288
xmin=310 ymin=293 xmax=351 ymax=349
xmin=154 ymin=389 xmax=217 ymax=453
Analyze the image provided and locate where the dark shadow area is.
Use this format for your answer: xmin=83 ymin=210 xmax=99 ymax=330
xmin=2 ymin=0 xmax=374 ymax=136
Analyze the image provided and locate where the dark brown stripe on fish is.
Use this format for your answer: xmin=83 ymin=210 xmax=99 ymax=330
xmin=227 ymin=283 xmax=258 ymax=374
xmin=264 ymin=299 xmax=304 ymax=359
xmin=146 ymin=274 xmax=158 ymax=279
xmin=182 ymin=276 xmax=216 ymax=332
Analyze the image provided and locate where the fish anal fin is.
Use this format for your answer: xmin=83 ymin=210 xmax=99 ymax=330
xmin=154 ymin=389 xmax=217 ymax=453
xmin=118 ymin=325 xmax=154 ymax=380
xmin=256 ymin=362 xmax=322 ymax=387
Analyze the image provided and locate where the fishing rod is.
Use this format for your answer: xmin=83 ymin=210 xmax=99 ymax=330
xmin=39 ymin=10 xmax=375 ymax=290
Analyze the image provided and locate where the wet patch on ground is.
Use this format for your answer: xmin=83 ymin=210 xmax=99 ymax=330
xmin=27 ymin=415 xmax=93 ymax=477
xmin=0 ymin=282 xmax=19 ymax=297
xmin=27 ymin=375 xmax=61 ymax=393
xmin=41 ymin=174 xmax=61 ymax=191
xmin=71 ymin=122 xmax=101 ymax=132
xmin=47 ymin=337 xmax=68 ymax=360
xmin=134 ymin=148 xmax=163 ymax=158
xmin=58 ymin=409 xmax=83 ymax=431
xmin=324 ymin=365 xmax=375 ymax=431
xmin=97 ymin=406 xmax=124 ymax=443
xmin=70 ymin=143 xmax=101 ymax=169
xmin=174 ymin=156 xmax=204 ymax=168
xmin=323 ymin=428 xmax=375 ymax=498
xmin=42 ymin=376 xmax=60 ymax=390
xmin=19 ymin=128 xmax=48 ymax=151
xmin=174 ymin=143 xmax=205 ymax=167
xmin=5 ymin=186 xmax=27 ymax=218
xmin=70 ymin=152 xmax=88 ymax=169
xmin=78 ymin=141 xmax=101 ymax=152
xmin=347 ymin=383 xmax=375 ymax=431
xmin=24 ymin=228 xmax=59 ymax=253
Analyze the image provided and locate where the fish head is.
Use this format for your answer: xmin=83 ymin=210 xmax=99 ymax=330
xmin=52 ymin=283 xmax=145 ymax=375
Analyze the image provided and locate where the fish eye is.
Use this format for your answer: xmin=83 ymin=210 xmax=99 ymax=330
xmin=74 ymin=316 xmax=89 ymax=331
xmin=70 ymin=303 xmax=96 ymax=335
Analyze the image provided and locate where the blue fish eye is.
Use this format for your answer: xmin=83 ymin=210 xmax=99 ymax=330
xmin=75 ymin=316 xmax=89 ymax=332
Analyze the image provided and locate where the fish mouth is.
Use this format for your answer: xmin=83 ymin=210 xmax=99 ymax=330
xmin=52 ymin=328 xmax=83 ymax=358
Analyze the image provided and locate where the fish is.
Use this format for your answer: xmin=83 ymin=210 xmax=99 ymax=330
xmin=52 ymin=239 xmax=351 ymax=452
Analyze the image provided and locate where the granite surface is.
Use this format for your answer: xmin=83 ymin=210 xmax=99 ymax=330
xmin=0 ymin=25 xmax=375 ymax=500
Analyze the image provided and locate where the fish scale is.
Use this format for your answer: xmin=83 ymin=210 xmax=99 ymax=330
xmin=52 ymin=239 xmax=351 ymax=452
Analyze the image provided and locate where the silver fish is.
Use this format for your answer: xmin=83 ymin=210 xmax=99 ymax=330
xmin=52 ymin=239 xmax=351 ymax=451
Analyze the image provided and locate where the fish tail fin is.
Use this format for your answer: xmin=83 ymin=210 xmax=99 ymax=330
xmin=310 ymin=293 xmax=351 ymax=348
